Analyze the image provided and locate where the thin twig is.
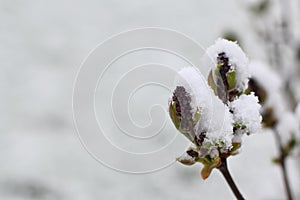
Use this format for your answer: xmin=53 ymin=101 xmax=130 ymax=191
xmin=273 ymin=129 xmax=293 ymax=200
xmin=218 ymin=158 xmax=245 ymax=200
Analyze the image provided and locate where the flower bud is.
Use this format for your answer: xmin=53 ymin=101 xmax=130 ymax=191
xmin=229 ymin=93 xmax=262 ymax=141
xmin=205 ymin=39 xmax=250 ymax=103
xmin=169 ymin=86 xmax=200 ymax=142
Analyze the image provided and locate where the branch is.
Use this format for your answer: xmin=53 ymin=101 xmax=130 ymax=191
xmin=218 ymin=158 xmax=245 ymax=200
xmin=273 ymin=129 xmax=293 ymax=200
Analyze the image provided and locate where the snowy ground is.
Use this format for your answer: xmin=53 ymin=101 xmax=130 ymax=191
xmin=1 ymin=0 xmax=299 ymax=199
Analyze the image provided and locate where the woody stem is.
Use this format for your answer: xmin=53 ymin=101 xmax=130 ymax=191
xmin=218 ymin=158 xmax=245 ymax=200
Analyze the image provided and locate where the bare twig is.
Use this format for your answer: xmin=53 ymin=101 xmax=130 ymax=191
xmin=273 ymin=129 xmax=293 ymax=200
xmin=218 ymin=158 xmax=245 ymax=200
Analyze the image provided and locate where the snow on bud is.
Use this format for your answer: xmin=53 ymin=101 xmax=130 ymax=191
xmin=197 ymin=103 xmax=234 ymax=158
xmin=176 ymin=145 xmax=199 ymax=166
xmin=229 ymin=93 xmax=262 ymax=142
xmin=205 ymin=38 xmax=250 ymax=103
xmin=169 ymin=67 xmax=211 ymax=144
xmin=169 ymin=86 xmax=198 ymax=142
xmin=170 ymin=67 xmax=234 ymax=158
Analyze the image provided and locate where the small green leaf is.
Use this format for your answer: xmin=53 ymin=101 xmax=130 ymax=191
xmin=227 ymin=71 xmax=236 ymax=91
xmin=169 ymin=102 xmax=180 ymax=130
xmin=200 ymin=156 xmax=221 ymax=180
xmin=230 ymin=142 xmax=241 ymax=156
xmin=207 ymin=70 xmax=218 ymax=96
xmin=176 ymin=156 xmax=196 ymax=166
xmin=194 ymin=108 xmax=201 ymax=124
xmin=197 ymin=156 xmax=211 ymax=165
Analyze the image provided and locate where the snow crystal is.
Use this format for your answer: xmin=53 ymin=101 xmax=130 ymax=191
xmin=230 ymin=93 xmax=262 ymax=138
xmin=205 ymin=38 xmax=250 ymax=92
xmin=276 ymin=112 xmax=299 ymax=144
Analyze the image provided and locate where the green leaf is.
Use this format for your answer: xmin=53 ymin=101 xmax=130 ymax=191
xmin=207 ymin=70 xmax=218 ymax=95
xmin=194 ymin=108 xmax=201 ymax=124
xmin=169 ymin=102 xmax=180 ymax=130
xmin=176 ymin=156 xmax=196 ymax=166
xmin=227 ymin=71 xmax=236 ymax=91
xmin=230 ymin=142 xmax=241 ymax=156
xmin=200 ymin=156 xmax=221 ymax=180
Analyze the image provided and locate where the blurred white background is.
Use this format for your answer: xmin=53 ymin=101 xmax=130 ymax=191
xmin=1 ymin=0 xmax=299 ymax=199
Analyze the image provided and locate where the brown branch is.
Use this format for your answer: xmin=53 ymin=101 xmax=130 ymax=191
xmin=218 ymin=158 xmax=245 ymax=200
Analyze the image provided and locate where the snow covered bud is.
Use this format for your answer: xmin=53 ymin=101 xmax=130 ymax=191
xmin=169 ymin=86 xmax=200 ymax=142
xmin=169 ymin=67 xmax=209 ymax=143
xmin=206 ymin=39 xmax=250 ymax=103
xmin=176 ymin=145 xmax=198 ymax=166
xmin=229 ymin=93 xmax=262 ymax=143
xmin=169 ymin=67 xmax=234 ymax=179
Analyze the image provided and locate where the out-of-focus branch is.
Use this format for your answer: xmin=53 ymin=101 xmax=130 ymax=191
xmin=273 ymin=129 xmax=293 ymax=200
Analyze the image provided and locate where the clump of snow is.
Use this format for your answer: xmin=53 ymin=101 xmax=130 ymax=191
xmin=174 ymin=67 xmax=234 ymax=157
xmin=276 ymin=112 xmax=299 ymax=144
xmin=198 ymin=103 xmax=233 ymax=148
xmin=205 ymin=38 xmax=250 ymax=92
xmin=174 ymin=67 xmax=212 ymax=118
xmin=197 ymin=104 xmax=234 ymax=158
xmin=230 ymin=93 xmax=262 ymax=139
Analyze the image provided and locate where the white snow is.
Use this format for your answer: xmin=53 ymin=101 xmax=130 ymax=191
xmin=1 ymin=0 xmax=300 ymax=199
xmin=205 ymin=38 xmax=250 ymax=92
xmin=176 ymin=150 xmax=196 ymax=165
xmin=230 ymin=93 xmax=262 ymax=138
xmin=175 ymin=67 xmax=234 ymax=157
xmin=174 ymin=67 xmax=212 ymax=117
